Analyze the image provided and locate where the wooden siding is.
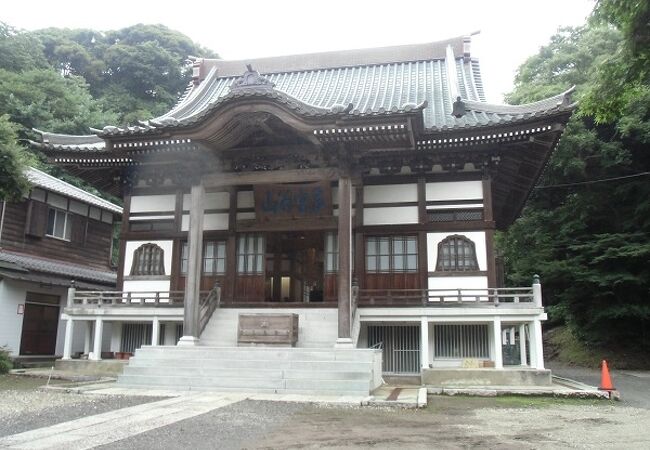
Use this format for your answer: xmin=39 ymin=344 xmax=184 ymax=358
xmin=1 ymin=200 xmax=114 ymax=271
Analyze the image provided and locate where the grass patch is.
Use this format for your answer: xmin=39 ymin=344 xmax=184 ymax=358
xmin=545 ymin=326 xmax=650 ymax=369
xmin=0 ymin=374 xmax=67 ymax=391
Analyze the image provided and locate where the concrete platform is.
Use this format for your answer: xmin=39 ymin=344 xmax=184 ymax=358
xmin=422 ymin=367 xmax=552 ymax=387
xmin=55 ymin=359 xmax=128 ymax=377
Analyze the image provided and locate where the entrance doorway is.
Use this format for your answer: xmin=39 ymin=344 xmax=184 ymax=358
xmin=265 ymin=231 xmax=324 ymax=302
xmin=20 ymin=292 xmax=60 ymax=355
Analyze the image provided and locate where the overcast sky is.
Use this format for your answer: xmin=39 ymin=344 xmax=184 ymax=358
xmin=3 ymin=0 xmax=595 ymax=102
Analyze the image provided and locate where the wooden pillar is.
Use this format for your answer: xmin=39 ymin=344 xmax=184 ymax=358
xmin=483 ymin=177 xmax=497 ymax=288
xmin=178 ymin=182 xmax=205 ymax=346
xmin=336 ymin=175 xmax=353 ymax=346
xmin=226 ymin=188 xmax=237 ymax=301
xmin=417 ymin=178 xmax=428 ymax=291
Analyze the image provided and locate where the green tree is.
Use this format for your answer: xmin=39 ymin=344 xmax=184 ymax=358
xmin=0 ymin=115 xmax=33 ymax=200
xmin=499 ymin=25 xmax=650 ymax=348
xmin=581 ymin=0 xmax=649 ymax=123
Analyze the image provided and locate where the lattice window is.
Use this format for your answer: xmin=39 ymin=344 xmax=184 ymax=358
xmin=436 ymin=235 xmax=479 ymax=271
xmin=428 ymin=209 xmax=483 ymax=222
xmin=180 ymin=241 xmax=227 ymax=275
xmin=130 ymin=243 xmax=165 ymax=276
xmin=366 ymin=236 xmax=417 ymax=273
xmin=237 ymin=234 xmax=264 ymax=274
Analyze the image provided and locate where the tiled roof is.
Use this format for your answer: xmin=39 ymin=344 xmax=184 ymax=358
xmin=29 ymin=129 xmax=106 ymax=152
xmin=123 ymin=36 xmax=572 ymax=134
xmin=0 ymin=250 xmax=117 ymax=285
xmin=26 ymin=167 xmax=122 ymax=215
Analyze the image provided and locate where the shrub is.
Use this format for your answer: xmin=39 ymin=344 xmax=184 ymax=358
xmin=0 ymin=346 xmax=13 ymax=374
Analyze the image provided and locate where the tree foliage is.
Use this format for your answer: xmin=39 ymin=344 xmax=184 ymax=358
xmin=0 ymin=22 xmax=216 ymax=199
xmin=581 ymin=0 xmax=650 ymax=123
xmin=499 ymin=24 xmax=650 ymax=348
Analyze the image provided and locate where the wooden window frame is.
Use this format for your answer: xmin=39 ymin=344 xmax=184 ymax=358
xmin=130 ymin=243 xmax=165 ymax=276
xmin=435 ymin=234 xmax=480 ymax=272
xmin=237 ymin=234 xmax=264 ymax=275
xmin=365 ymin=235 xmax=418 ymax=274
xmin=46 ymin=207 xmax=71 ymax=241
xmin=180 ymin=240 xmax=227 ymax=276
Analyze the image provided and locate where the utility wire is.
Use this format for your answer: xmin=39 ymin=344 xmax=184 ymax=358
xmin=534 ymin=171 xmax=650 ymax=189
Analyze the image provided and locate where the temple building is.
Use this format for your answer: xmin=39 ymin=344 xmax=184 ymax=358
xmin=31 ymin=35 xmax=575 ymax=394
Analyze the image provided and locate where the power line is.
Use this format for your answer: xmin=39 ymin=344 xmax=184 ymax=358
xmin=534 ymin=171 xmax=650 ymax=189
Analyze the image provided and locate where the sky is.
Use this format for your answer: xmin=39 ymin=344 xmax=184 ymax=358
xmin=2 ymin=0 xmax=595 ymax=102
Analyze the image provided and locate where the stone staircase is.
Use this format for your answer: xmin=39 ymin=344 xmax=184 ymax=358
xmin=117 ymin=346 xmax=383 ymax=396
xmin=200 ymin=307 xmax=339 ymax=347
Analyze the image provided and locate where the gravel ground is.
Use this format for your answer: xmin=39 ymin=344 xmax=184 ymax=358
xmin=94 ymin=396 xmax=650 ymax=449
xmin=97 ymin=400 xmax=305 ymax=450
xmin=0 ymin=376 xmax=162 ymax=438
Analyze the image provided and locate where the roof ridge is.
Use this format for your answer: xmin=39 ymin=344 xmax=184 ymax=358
xmin=197 ymin=36 xmax=468 ymax=79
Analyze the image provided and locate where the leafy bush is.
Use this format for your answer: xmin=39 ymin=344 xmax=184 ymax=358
xmin=0 ymin=346 xmax=13 ymax=374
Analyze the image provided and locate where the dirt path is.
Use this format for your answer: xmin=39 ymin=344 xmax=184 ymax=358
xmin=251 ymin=397 xmax=650 ymax=449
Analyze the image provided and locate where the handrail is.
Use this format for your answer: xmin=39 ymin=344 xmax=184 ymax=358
xmin=357 ymin=286 xmax=538 ymax=307
xmin=199 ymin=282 xmax=221 ymax=335
xmin=72 ymin=290 xmax=189 ymax=307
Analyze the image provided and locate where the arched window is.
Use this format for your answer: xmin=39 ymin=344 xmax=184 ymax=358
xmin=130 ymin=243 xmax=165 ymax=276
xmin=436 ymin=235 xmax=479 ymax=272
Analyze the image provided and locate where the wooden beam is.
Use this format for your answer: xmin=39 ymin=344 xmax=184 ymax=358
xmin=202 ymin=168 xmax=340 ymax=188
xmin=337 ymin=176 xmax=352 ymax=342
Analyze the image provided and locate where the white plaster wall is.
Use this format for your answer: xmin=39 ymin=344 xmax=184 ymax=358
xmin=181 ymin=213 xmax=229 ymax=231
xmin=427 ymin=276 xmax=488 ymax=291
xmin=123 ymin=279 xmax=171 ymax=293
xmin=363 ymin=184 xmax=417 ymax=204
xmin=123 ymin=240 xmax=174 ymax=277
xmin=425 ymin=181 xmax=483 ymax=201
xmin=363 ymin=206 xmax=419 ymax=225
xmin=427 ymin=231 xmax=487 ymax=271
xmin=237 ymin=191 xmax=254 ymax=208
xmin=130 ymin=195 xmax=176 ymax=213
xmin=183 ymin=192 xmax=229 ymax=210
xmin=236 ymin=212 xmax=255 ymax=221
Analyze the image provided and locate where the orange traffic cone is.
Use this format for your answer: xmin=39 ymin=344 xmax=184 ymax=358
xmin=599 ymin=359 xmax=615 ymax=391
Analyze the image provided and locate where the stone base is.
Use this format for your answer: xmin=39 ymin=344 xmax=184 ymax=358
xmin=334 ymin=338 xmax=354 ymax=348
xmin=422 ymin=368 xmax=552 ymax=387
xmin=177 ymin=336 xmax=200 ymax=346
xmin=55 ymin=359 xmax=128 ymax=377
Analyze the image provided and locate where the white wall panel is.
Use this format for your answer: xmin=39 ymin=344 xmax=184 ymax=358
xmin=130 ymin=195 xmax=176 ymax=213
xmin=123 ymin=279 xmax=171 ymax=293
xmin=203 ymin=213 xmax=229 ymax=230
xmin=363 ymin=206 xmax=418 ymax=225
xmin=427 ymin=276 xmax=488 ymax=291
xmin=236 ymin=212 xmax=255 ymax=220
xmin=364 ymin=184 xmax=417 ymax=204
xmin=427 ymin=231 xmax=487 ymax=271
xmin=425 ymin=181 xmax=483 ymax=201
xmin=237 ymin=191 xmax=254 ymax=208
xmin=123 ymin=240 xmax=173 ymax=276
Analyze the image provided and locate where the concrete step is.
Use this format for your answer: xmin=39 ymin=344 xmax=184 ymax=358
xmin=122 ymin=366 xmax=371 ymax=381
xmin=128 ymin=358 xmax=373 ymax=372
xmin=118 ymin=374 xmax=371 ymax=393
xmin=133 ymin=346 xmax=379 ymax=362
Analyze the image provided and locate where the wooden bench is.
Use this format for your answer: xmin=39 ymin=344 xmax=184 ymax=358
xmin=237 ymin=313 xmax=299 ymax=346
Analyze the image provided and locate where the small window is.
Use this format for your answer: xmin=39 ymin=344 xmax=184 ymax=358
xmin=366 ymin=236 xmax=417 ymax=273
xmin=46 ymin=208 xmax=71 ymax=240
xmin=237 ymin=234 xmax=264 ymax=274
xmin=436 ymin=235 xmax=479 ymax=271
xmin=325 ymin=232 xmax=338 ymax=273
xmin=180 ymin=241 xmax=226 ymax=275
xmin=130 ymin=243 xmax=165 ymax=276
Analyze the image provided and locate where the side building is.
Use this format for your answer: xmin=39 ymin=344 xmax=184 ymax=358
xmin=32 ymin=35 xmax=575 ymax=393
xmin=0 ymin=167 xmax=121 ymax=361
